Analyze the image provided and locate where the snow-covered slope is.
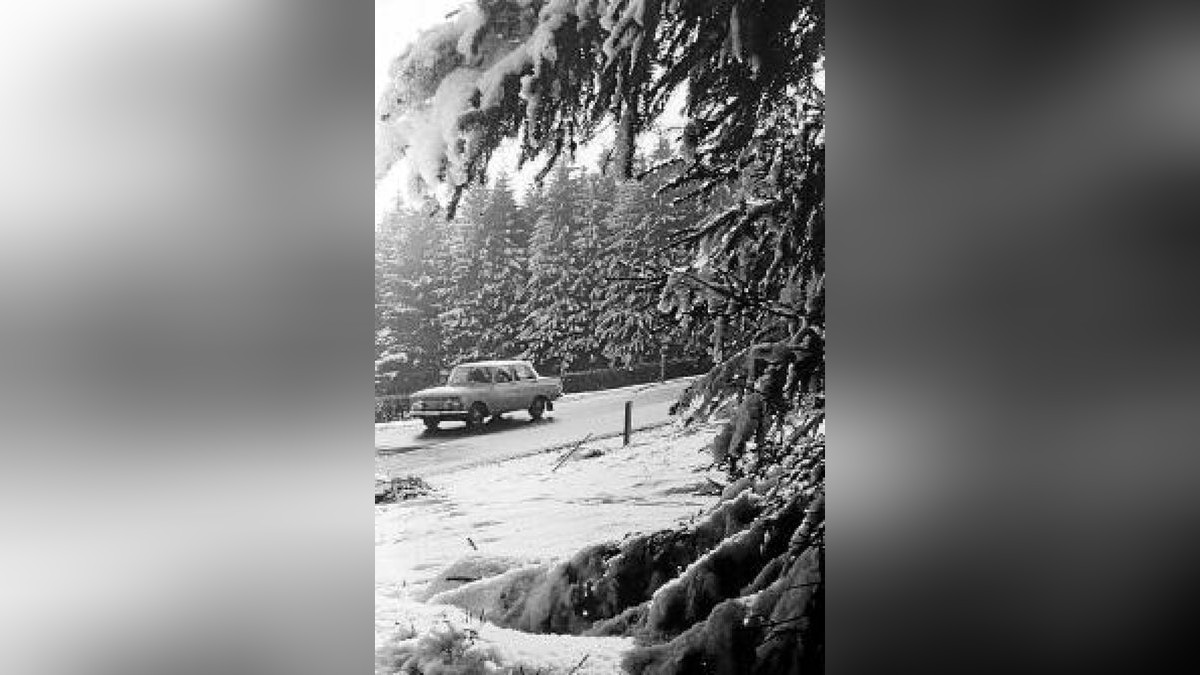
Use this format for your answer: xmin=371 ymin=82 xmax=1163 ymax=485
xmin=375 ymin=423 xmax=722 ymax=670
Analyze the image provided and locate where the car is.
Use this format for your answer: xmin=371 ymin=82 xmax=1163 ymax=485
xmin=408 ymin=360 xmax=564 ymax=431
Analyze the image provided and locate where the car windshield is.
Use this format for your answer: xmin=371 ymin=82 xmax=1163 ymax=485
xmin=446 ymin=365 xmax=491 ymax=385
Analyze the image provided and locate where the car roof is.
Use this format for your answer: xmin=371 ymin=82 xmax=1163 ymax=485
xmin=453 ymin=360 xmax=532 ymax=368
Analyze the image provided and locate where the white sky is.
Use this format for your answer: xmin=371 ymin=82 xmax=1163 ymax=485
xmin=375 ymin=0 xmax=465 ymax=102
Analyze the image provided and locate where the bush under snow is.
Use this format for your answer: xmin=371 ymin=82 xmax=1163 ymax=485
xmin=387 ymin=458 xmax=822 ymax=674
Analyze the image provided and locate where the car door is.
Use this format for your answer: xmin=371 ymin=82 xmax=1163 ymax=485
xmin=514 ymin=364 xmax=538 ymax=407
xmin=464 ymin=365 xmax=492 ymax=409
xmin=492 ymin=365 xmax=519 ymax=412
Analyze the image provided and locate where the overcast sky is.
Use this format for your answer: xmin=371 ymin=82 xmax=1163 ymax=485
xmin=375 ymin=0 xmax=464 ymax=102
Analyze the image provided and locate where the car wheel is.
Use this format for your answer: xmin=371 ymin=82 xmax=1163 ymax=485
xmin=528 ymin=396 xmax=546 ymax=421
xmin=465 ymin=403 xmax=488 ymax=430
xmin=422 ymin=418 xmax=440 ymax=431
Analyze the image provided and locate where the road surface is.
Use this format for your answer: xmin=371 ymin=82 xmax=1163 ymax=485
xmin=375 ymin=377 xmax=695 ymax=477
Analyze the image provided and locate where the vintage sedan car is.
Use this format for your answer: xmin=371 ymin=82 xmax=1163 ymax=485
xmin=408 ymin=360 xmax=563 ymax=431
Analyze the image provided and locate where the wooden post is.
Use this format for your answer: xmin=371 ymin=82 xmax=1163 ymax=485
xmin=659 ymin=347 xmax=666 ymax=382
xmin=623 ymin=400 xmax=632 ymax=446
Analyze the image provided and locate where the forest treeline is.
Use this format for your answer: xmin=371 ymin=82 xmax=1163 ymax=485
xmin=376 ymin=140 xmax=725 ymax=393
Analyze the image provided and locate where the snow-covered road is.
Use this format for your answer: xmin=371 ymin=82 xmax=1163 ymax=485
xmin=374 ymin=377 xmax=696 ymax=477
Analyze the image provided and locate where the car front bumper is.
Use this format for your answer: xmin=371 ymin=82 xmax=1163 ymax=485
xmin=409 ymin=410 xmax=469 ymax=421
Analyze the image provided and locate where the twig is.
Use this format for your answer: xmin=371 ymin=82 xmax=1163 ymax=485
xmin=633 ymin=156 xmax=683 ymax=181
xmin=443 ymin=576 xmax=481 ymax=583
xmin=677 ymin=269 xmax=802 ymax=320
xmin=604 ymin=275 xmax=666 ymax=283
xmin=566 ymin=654 xmax=590 ymax=675
xmin=552 ymin=433 xmax=594 ymax=472
xmin=777 ymin=580 xmax=824 ymax=592
xmin=466 ymin=537 xmax=478 ymax=551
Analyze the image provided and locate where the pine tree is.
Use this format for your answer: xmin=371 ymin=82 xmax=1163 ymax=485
xmin=429 ymin=174 xmax=533 ymax=365
xmin=588 ymin=140 xmax=697 ymax=368
xmin=595 ymin=175 xmax=664 ymax=367
xmin=560 ymin=171 xmax=614 ymax=369
xmin=472 ymin=174 xmax=529 ymax=358
xmin=437 ymin=186 xmax=491 ymax=364
xmin=375 ymin=208 xmax=456 ymax=391
xmin=374 ymin=212 xmax=404 ymax=367
xmin=521 ymin=162 xmax=585 ymax=372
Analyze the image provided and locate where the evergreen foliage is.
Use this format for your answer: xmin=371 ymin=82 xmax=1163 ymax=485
xmin=595 ymin=140 xmax=699 ymax=367
xmin=374 ymin=156 xmax=697 ymax=385
xmin=438 ymin=185 xmax=493 ymax=363
xmin=521 ymin=162 xmax=585 ymax=371
xmin=375 ymin=209 xmax=452 ymax=389
xmin=441 ymin=174 xmax=531 ymax=362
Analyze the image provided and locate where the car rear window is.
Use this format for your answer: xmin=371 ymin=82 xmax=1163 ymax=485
xmin=517 ymin=365 xmax=537 ymax=381
xmin=447 ymin=366 xmax=492 ymax=384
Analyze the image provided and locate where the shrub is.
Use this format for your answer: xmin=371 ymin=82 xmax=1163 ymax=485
xmin=375 ymin=621 xmax=501 ymax=675
xmin=559 ymin=358 xmax=711 ymax=395
xmin=375 ymin=395 xmax=409 ymax=423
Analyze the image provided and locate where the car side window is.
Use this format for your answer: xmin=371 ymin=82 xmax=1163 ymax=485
xmin=469 ymin=368 xmax=490 ymax=384
xmin=495 ymin=368 xmax=512 ymax=383
xmin=518 ymin=365 xmax=537 ymax=381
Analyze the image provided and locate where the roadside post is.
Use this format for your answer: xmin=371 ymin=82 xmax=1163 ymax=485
xmin=624 ymin=400 xmax=633 ymax=446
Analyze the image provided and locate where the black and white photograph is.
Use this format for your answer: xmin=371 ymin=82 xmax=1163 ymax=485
xmin=375 ymin=1 xmax=824 ymax=672
xmin=13 ymin=2 xmax=1200 ymax=675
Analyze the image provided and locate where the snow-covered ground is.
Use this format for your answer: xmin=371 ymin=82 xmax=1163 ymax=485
xmin=375 ymin=422 xmax=722 ymax=672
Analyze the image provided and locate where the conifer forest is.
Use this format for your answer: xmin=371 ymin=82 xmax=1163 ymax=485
xmin=375 ymin=140 xmax=719 ymax=390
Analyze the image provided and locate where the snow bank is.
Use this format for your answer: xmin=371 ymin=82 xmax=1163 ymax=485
xmin=426 ymin=561 xmax=550 ymax=620
xmin=376 ymin=599 xmax=634 ymax=675
xmin=376 ymin=424 xmax=722 ymax=652
xmin=419 ymin=554 xmax=535 ymax=602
